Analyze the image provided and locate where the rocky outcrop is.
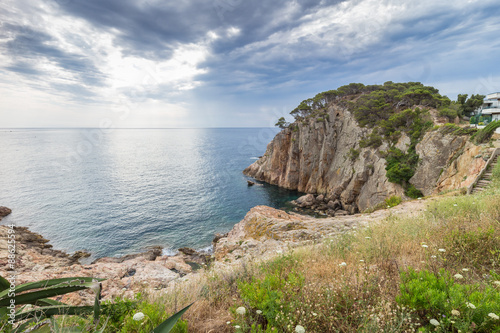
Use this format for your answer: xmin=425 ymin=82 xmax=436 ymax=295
xmin=0 ymin=226 xmax=207 ymax=303
xmin=409 ymin=131 xmax=469 ymax=196
xmin=434 ymin=143 xmax=493 ymax=194
xmin=244 ymin=104 xmax=405 ymax=212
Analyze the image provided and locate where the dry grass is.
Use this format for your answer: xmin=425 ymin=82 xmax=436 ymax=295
xmin=95 ymin=178 xmax=500 ymax=332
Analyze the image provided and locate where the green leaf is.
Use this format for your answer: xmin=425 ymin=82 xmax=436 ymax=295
xmin=15 ymin=305 xmax=94 ymax=321
xmin=0 ymin=277 xmax=104 ymax=300
xmin=152 ymin=303 xmax=193 ymax=333
xmin=0 ymin=282 xmax=97 ymax=307
xmin=0 ymin=275 xmax=10 ymax=292
xmin=34 ymin=298 xmax=67 ymax=307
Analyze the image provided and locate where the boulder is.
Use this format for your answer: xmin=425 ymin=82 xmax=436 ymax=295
xmin=0 ymin=207 xmax=11 ymax=218
xmin=315 ymin=194 xmax=325 ymax=203
xmin=295 ymin=194 xmax=315 ymax=207
xmin=247 ymin=180 xmax=255 ymax=186
xmin=335 ymin=210 xmax=349 ymax=216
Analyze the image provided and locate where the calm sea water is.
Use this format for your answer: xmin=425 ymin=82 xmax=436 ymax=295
xmin=0 ymin=128 xmax=300 ymax=260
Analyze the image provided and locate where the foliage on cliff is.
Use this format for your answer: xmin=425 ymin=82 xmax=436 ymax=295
xmin=471 ymin=120 xmax=500 ymax=144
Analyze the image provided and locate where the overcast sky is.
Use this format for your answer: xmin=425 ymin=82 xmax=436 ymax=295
xmin=1 ymin=0 xmax=499 ymax=128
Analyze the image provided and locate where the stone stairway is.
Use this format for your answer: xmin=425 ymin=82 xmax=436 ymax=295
xmin=472 ymin=155 xmax=498 ymax=193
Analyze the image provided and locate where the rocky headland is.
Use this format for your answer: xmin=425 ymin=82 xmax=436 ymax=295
xmin=244 ymin=83 xmax=493 ymax=215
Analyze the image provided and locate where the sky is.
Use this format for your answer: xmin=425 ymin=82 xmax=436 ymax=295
xmin=1 ymin=0 xmax=500 ymax=128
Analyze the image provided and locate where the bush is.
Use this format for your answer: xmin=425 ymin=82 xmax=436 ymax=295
xmin=397 ymin=268 xmax=500 ymax=332
xmin=471 ymin=120 xmax=500 ymax=144
xmin=405 ymin=184 xmax=423 ymax=199
xmin=385 ymin=196 xmax=402 ymax=207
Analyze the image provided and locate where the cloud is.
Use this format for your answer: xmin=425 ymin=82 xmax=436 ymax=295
xmin=1 ymin=0 xmax=500 ymax=127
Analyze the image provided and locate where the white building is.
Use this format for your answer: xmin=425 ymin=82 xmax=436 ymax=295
xmin=478 ymin=92 xmax=500 ymax=122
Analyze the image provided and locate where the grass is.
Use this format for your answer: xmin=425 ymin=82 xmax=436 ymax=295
xmin=6 ymin=167 xmax=500 ymax=332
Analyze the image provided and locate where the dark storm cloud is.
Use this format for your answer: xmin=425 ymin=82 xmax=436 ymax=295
xmin=55 ymin=0 xmax=337 ymax=59
xmin=1 ymin=23 xmax=105 ymax=87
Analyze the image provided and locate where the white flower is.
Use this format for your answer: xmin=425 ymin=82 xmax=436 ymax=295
xmin=339 ymin=262 xmax=347 ymax=266
xmin=454 ymin=274 xmax=464 ymax=279
xmin=430 ymin=319 xmax=440 ymax=326
xmin=133 ymin=312 xmax=145 ymax=321
xmin=365 ymin=237 xmax=371 ymax=239
xmin=226 ymin=321 xmax=231 ymax=324
xmin=462 ymin=268 xmax=469 ymax=272
xmin=466 ymin=302 xmax=476 ymax=309
xmin=438 ymin=248 xmax=446 ymax=252
xmin=236 ymin=307 xmax=246 ymax=315
xmin=451 ymin=310 xmax=460 ymax=316
xmin=276 ymin=250 xmax=283 ymax=254
xmin=312 ymin=312 xmax=317 ymax=316
xmin=256 ymin=310 xmax=262 ymax=314
xmin=417 ymin=197 xmax=422 ymax=200
xmin=360 ymin=260 xmax=364 ymax=262
xmin=488 ymin=313 xmax=499 ymax=320
xmin=431 ymin=255 xmax=437 ymax=258
xmin=235 ymin=325 xmax=241 ymax=329
xmin=422 ymin=244 xmax=428 ymax=248
xmin=453 ymin=204 xmax=458 ymax=207
xmin=493 ymin=281 xmax=500 ymax=287
xmin=295 ymin=325 xmax=306 ymax=333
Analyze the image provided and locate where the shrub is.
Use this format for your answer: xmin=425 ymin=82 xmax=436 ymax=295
xmin=348 ymin=148 xmax=360 ymax=161
xmin=385 ymin=196 xmax=402 ymax=207
xmin=471 ymin=120 xmax=500 ymax=144
xmin=405 ymin=184 xmax=423 ymax=199
xmin=397 ymin=268 xmax=500 ymax=332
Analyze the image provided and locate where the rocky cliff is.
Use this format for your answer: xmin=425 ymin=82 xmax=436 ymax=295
xmin=244 ymin=100 xmax=480 ymax=213
xmin=244 ymin=103 xmax=405 ymax=213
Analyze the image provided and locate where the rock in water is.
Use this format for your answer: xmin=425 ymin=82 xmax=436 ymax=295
xmin=247 ymin=180 xmax=255 ymax=186
xmin=0 ymin=206 xmax=11 ymax=218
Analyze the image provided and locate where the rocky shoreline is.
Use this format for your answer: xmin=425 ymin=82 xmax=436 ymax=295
xmin=0 ymin=200 xmax=430 ymax=305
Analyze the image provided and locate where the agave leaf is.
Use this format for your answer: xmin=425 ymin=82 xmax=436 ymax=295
xmin=152 ymin=303 xmax=193 ymax=333
xmin=13 ymin=318 xmax=37 ymax=333
xmin=91 ymin=282 xmax=102 ymax=324
xmin=34 ymin=298 xmax=67 ymax=307
xmin=0 ymin=277 xmax=105 ymax=300
xmin=0 ymin=275 xmax=10 ymax=292
xmin=29 ymin=323 xmax=52 ymax=333
xmin=15 ymin=305 xmax=94 ymax=321
xmin=0 ymin=282 xmax=96 ymax=307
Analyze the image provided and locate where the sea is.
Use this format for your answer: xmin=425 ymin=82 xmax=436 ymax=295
xmin=0 ymin=128 xmax=301 ymax=261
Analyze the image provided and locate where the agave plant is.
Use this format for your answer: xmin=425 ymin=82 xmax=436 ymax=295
xmin=0 ymin=275 xmax=104 ymax=332
xmin=0 ymin=275 xmax=192 ymax=333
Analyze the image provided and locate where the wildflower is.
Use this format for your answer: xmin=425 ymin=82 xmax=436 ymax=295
xmin=365 ymin=237 xmax=371 ymax=239
xmin=236 ymin=307 xmax=246 ymax=315
xmin=453 ymin=204 xmax=458 ymax=207
xmin=312 ymin=312 xmax=317 ymax=316
xmin=276 ymin=249 xmax=283 ymax=254
xmin=417 ymin=197 xmax=422 ymax=200
xmin=295 ymin=325 xmax=306 ymax=333
xmin=430 ymin=319 xmax=440 ymax=326
xmin=438 ymin=248 xmax=446 ymax=252
xmin=422 ymin=244 xmax=428 ymax=248
xmin=256 ymin=310 xmax=262 ymax=314
xmin=454 ymin=274 xmax=464 ymax=279
xmin=227 ymin=321 xmax=231 ymax=324
xmin=466 ymin=302 xmax=476 ymax=309
xmin=488 ymin=313 xmax=499 ymax=320
xmin=339 ymin=262 xmax=347 ymax=266
xmin=493 ymin=281 xmax=500 ymax=287
xmin=462 ymin=268 xmax=469 ymax=272
xmin=360 ymin=260 xmax=364 ymax=262
xmin=132 ymin=312 xmax=145 ymax=321
xmin=451 ymin=310 xmax=460 ymax=316
xmin=235 ymin=325 xmax=241 ymax=329
xmin=431 ymin=255 xmax=437 ymax=258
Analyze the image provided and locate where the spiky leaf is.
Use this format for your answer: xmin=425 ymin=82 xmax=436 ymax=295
xmin=152 ymin=303 xmax=193 ymax=333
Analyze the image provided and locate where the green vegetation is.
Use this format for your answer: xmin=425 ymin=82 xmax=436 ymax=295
xmin=0 ymin=277 xmax=191 ymax=332
xmin=438 ymin=123 xmax=478 ymax=136
xmin=471 ymin=120 xmax=500 ymax=144
xmin=347 ymin=148 xmax=360 ymax=161
xmin=385 ymin=195 xmax=402 ymax=207
xmin=274 ymin=117 xmax=290 ymax=129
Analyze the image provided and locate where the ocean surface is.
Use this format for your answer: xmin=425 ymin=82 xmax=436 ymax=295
xmin=0 ymin=128 xmax=301 ymax=260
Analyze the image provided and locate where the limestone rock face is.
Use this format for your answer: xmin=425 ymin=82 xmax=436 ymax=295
xmin=244 ymin=105 xmax=404 ymax=212
xmin=410 ymin=131 xmax=468 ymax=196
xmin=434 ymin=143 xmax=492 ymax=194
